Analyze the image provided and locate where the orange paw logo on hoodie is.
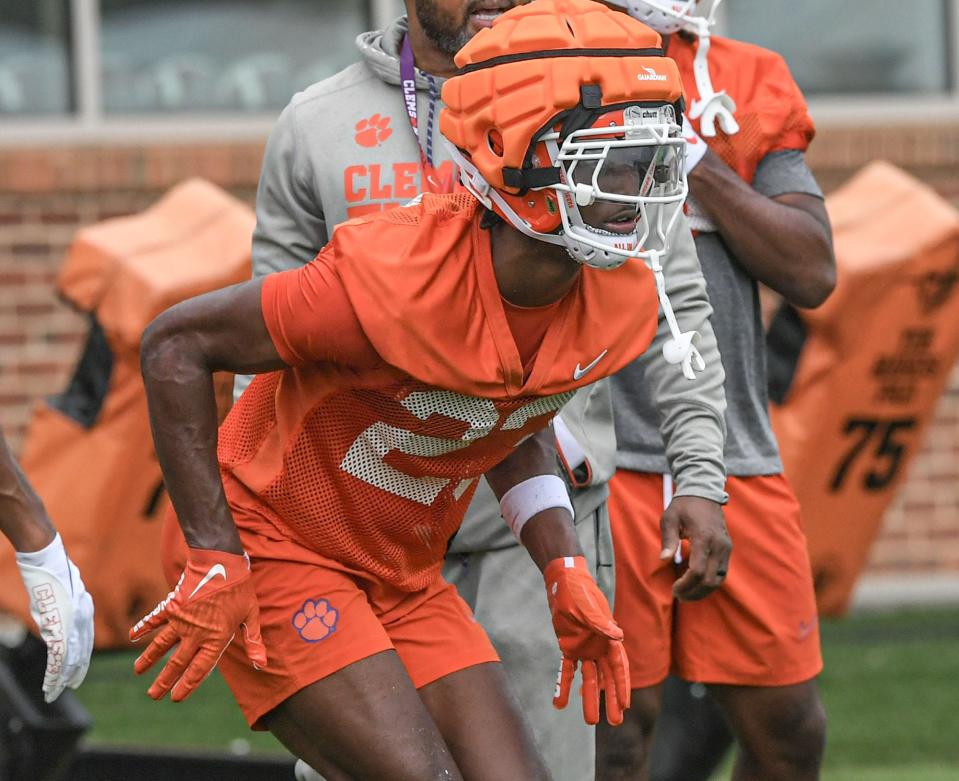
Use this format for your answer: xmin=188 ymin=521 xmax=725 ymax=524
xmin=355 ymin=114 xmax=393 ymax=148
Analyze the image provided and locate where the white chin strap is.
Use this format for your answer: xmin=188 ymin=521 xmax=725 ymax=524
xmin=443 ymin=139 xmax=706 ymax=380
xmin=647 ymin=249 xmax=706 ymax=380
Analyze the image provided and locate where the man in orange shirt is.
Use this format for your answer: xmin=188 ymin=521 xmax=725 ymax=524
xmin=130 ymin=2 xmax=732 ymax=778
xmin=599 ymin=1 xmax=835 ymax=779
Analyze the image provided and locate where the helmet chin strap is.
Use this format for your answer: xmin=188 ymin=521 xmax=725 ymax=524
xmin=646 ymin=248 xmax=706 ymax=380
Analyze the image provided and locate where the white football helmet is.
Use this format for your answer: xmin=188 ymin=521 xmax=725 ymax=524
xmin=602 ymin=0 xmax=721 ymax=35
xmin=605 ymin=0 xmax=739 ymax=137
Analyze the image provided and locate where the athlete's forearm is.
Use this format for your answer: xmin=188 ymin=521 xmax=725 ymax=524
xmin=0 ymin=433 xmax=56 ymax=552
xmin=484 ymin=427 xmax=583 ymax=570
xmin=141 ymin=323 xmax=242 ymax=554
xmin=519 ymin=509 xmax=582 ymax=571
xmin=140 ymin=280 xmax=286 ymax=554
xmin=689 ymin=150 xmax=835 ymax=308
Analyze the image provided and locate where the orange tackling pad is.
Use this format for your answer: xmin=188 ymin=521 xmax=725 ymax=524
xmin=771 ymin=162 xmax=959 ymax=616
xmin=0 ymin=180 xmax=253 ymax=647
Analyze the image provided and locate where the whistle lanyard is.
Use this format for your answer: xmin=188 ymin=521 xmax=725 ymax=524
xmin=399 ymin=34 xmax=454 ymax=194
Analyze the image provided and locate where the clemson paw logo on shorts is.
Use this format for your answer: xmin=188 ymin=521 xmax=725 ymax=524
xmin=355 ymin=114 xmax=393 ymax=148
xmin=292 ymin=598 xmax=339 ymax=643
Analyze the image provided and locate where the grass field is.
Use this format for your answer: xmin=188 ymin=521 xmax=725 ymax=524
xmin=709 ymin=606 xmax=959 ymax=780
xmin=76 ymin=606 xmax=959 ymax=778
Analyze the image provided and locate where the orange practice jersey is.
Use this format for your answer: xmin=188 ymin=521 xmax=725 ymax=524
xmin=668 ymin=34 xmax=815 ymax=184
xmin=219 ymin=193 xmax=660 ymax=591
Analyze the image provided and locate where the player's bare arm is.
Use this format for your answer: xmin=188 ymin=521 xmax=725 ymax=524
xmin=133 ymin=279 xmax=277 ymax=701
xmin=139 ymin=278 xmax=282 ymax=555
xmin=486 ymin=427 xmax=630 ymax=726
xmin=484 ymin=428 xmax=583 ymax=569
xmin=0 ymin=433 xmax=56 ymax=552
xmin=1 ymin=430 xmax=95 ymax=702
xmin=688 ymin=149 xmax=836 ymax=308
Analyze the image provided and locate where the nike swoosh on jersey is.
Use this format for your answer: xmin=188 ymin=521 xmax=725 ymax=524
xmin=573 ymin=349 xmax=608 ymax=380
xmin=189 ymin=563 xmax=227 ymax=600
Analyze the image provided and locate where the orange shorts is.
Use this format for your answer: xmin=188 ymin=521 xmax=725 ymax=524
xmin=160 ymin=505 xmax=499 ymax=729
xmin=609 ymin=471 xmax=822 ymax=688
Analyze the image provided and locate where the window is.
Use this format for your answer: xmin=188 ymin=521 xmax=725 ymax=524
xmin=100 ymin=0 xmax=369 ymax=114
xmin=0 ymin=0 xmax=73 ymax=115
xmin=725 ymin=0 xmax=953 ymax=96
xmin=2 ymin=0 xmax=956 ymax=136
xmin=1 ymin=0 xmax=398 ymax=130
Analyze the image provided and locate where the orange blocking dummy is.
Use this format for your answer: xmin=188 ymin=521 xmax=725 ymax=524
xmin=0 ymin=179 xmax=253 ymax=647
xmin=769 ymin=161 xmax=959 ymax=616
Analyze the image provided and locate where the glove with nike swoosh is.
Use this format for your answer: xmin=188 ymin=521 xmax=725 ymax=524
xmin=130 ymin=547 xmax=267 ymax=702
xmin=546 ymin=556 xmax=631 ymax=726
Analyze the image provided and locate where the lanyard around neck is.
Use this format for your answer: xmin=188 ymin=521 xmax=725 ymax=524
xmin=399 ymin=34 xmax=455 ymax=194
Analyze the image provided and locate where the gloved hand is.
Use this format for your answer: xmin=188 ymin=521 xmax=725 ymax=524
xmin=545 ymin=556 xmax=630 ymax=725
xmin=16 ymin=533 xmax=95 ymax=703
xmin=130 ymin=547 xmax=266 ymax=702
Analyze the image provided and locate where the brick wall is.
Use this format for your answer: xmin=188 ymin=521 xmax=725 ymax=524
xmin=0 ymin=144 xmax=262 ymax=451
xmin=0 ymin=123 xmax=957 ymax=578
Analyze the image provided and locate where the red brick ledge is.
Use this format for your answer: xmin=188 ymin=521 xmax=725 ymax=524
xmin=1 ymin=124 xmax=958 ymax=195
xmin=0 ymin=142 xmax=266 ymax=194
xmin=808 ymin=124 xmax=959 ymax=171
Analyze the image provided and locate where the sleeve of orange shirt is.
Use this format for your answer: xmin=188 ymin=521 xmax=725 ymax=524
xmin=260 ymin=248 xmax=380 ymax=369
xmin=762 ymin=52 xmax=815 ymax=154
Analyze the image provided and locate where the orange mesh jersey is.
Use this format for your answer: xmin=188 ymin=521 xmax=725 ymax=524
xmin=219 ymin=193 xmax=660 ymax=591
xmin=668 ymin=34 xmax=815 ymax=184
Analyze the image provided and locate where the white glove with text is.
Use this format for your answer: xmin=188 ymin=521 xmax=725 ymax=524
xmin=16 ymin=533 xmax=94 ymax=702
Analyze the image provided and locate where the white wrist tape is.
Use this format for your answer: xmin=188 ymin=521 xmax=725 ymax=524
xmin=499 ymin=475 xmax=574 ymax=541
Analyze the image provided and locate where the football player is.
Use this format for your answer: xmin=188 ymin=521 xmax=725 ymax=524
xmin=236 ymin=0 xmax=731 ymax=778
xmin=0 ymin=429 xmax=94 ymax=703
xmin=130 ymin=2 xmax=730 ymax=778
xmin=598 ymin=2 xmax=835 ymax=780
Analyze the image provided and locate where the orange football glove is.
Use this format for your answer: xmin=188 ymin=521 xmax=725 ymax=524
xmin=130 ymin=547 xmax=267 ymax=703
xmin=545 ymin=556 xmax=631 ymax=726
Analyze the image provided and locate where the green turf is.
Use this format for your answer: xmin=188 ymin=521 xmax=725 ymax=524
xmin=824 ymin=767 xmax=959 ymax=781
xmin=75 ymin=650 xmax=287 ymax=755
xmin=710 ymin=606 xmax=959 ymax=779
xmin=77 ymin=606 xmax=959 ymax=772
xmin=818 ymin=608 xmax=959 ymax=770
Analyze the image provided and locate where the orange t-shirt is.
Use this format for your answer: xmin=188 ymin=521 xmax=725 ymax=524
xmin=668 ymin=34 xmax=815 ymax=184
xmin=502 ymin=297 xmax=563 ymax=377
xmin=218 ymin=193 xmax=660 ymax=591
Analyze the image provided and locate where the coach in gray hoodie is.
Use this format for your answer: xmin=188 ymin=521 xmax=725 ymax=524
xmin=241 ymin=4 xmax=728 ymax=780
